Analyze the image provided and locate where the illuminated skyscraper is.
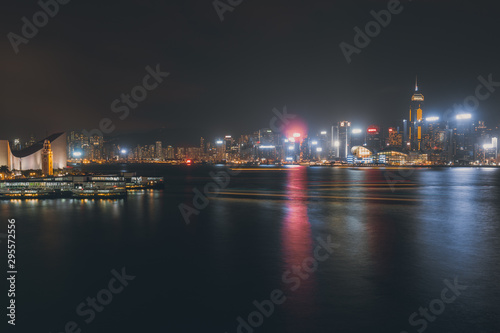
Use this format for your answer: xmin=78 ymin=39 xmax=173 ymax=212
xmin=334 ymin=121 xmax=351 ymax=160
xmin=224 ymin=135 xmax=234 ymax=153
xmin=409 ymin=77 xmax=424 ymax=151
xmin=422 ymin=117 xmax=448 ymax=163
xmin=483 ymin=137 xmax=498 ymax=163
xmin=90 ymin=134 xmax=104 ymax=160
xmin=13 ymin=139 xmax=21 ymax=151
xmin=388 ymin=127 xmax=402 ymax=147
xmin=156 ymin=141 xmax=163 ymax=160
xmin=200 ymin=137 xmax=205 ymax=153
xmin=452 ymin=113 xmax=475 ymax=164
xmin=351 ymin=128 xmax=365 ymax=147
xmin=366 ymin=125 xmax=382 ymax=151
xmin=166 ymin=146 xmax=175 ymax=160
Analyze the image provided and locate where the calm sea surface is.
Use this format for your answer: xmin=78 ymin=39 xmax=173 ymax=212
xmin=1 ymin=166 xmax=500 ymax=333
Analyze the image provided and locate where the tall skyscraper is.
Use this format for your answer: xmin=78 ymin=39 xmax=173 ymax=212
xmin=366 ymin=125 xmax=382 ymax=151
xmin=409 ymin=77 xmax=424 ymax=151
xmin=452 ymin=114 xmax=475 ymax=164
xmin=334 ymin=121 xmax=351 ymax=160
xmin=13 ymin=139 xmax=21 ymax=151
xmin=388 ymin=127 xmax=402 ymax=147
xmin=200 ymin=137 xmax=205 ymax=154
xmin=166 ymin=146 xmax=175 ymax=160
xmin=224 ymin=135 xmax=234 ymax=152
xmin=483 ymin=137 xmax=498 ymax=163
xmin=351 ymin=128 xmax=365 ymax=147
xmin=90 ymin=134 xmax=104 ymax=160
xmin=155 ymin=141 xmax=163 ymax=160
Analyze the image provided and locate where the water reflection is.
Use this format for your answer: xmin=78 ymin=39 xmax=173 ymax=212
xmin=281 ymin=166 xmax=317 ymax=332
xmin=2 ymin=167 xmax=500 ymax=333
xmin=414 ymin=169 xmax=498 ymax=281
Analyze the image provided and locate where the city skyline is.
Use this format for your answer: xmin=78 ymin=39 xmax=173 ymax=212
xmin=4 ymin=108 xmax=498 ymax=169
xmin=3 ymin=2 xmax=500 ymax=333
xmin=6 ymin=76 xmax=499 ymax=166
xmin=7 ymin=76 xmax=500 ymax=146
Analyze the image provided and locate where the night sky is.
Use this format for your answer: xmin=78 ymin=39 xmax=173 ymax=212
xmin=2 ymin=0 xmax=499 ymax=145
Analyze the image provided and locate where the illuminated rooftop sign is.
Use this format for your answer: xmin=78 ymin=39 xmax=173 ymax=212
xmin=367 ymin=125 xmax=379 ymax=134
xmin=456 ymin=114 xmax=472 ymax=120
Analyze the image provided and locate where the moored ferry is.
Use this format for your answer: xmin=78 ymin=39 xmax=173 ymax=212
xmin=0 ymin=173 xmax=163 ymax=200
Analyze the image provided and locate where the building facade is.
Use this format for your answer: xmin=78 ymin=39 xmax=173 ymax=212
xmin=0 ymin=133 xmax=67 ymax=171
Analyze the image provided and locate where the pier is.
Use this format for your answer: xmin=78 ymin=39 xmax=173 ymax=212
xmin=0 ymin=174 xmax=164 ymax=199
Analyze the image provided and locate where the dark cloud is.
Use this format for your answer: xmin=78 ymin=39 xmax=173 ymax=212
xmin=1 ymin=0 xmax=499 ymax=144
